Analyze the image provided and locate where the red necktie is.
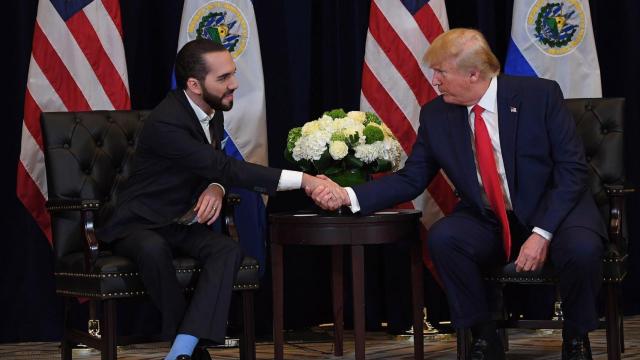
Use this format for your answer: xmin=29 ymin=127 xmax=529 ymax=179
xmin=472 ymin=105 xmax=511 ymax=260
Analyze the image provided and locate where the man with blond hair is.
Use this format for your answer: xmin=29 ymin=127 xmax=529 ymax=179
xmin=310 ymin=28 xmax=604 ymax=360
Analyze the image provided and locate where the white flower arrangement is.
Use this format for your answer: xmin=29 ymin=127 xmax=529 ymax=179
xmin=285 ymin=109 xmax=403 ymax=186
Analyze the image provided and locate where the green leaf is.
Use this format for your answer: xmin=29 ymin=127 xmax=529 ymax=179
xmin=312 ymin=149 xmax=332 ymax=173
xmin=346 ymin=133 xmax=360 ymax=147
xmin=327 ymin=168 xmax=368 ymax=187
xmin=371 ymin=159 xmax=392 ymax=173
xmin=284 ymin=148 xmax=295 ymax=165
xmin=344 ymin=154 xmax=364 ymax=169
xmin=297 ymin=159 xmax=314 ymax=173
xmin=323 ymin=166 xmax=343 ymax=175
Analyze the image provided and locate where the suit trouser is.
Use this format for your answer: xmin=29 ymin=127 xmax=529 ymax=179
xmin=113 ymin=223 xmax=243 ymax=343
xmin=427 ymin=207 xmax=603 ymax=334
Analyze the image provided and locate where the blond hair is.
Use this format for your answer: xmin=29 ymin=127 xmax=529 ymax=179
xmin=424 ymin=28 xmax=500 ymax=79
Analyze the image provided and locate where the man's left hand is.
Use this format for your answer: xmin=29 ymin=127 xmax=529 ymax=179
xmin=514 ymin=233 xmax=549 ymax=272
xmin=194 ymin=184 xmax=224 ymax=225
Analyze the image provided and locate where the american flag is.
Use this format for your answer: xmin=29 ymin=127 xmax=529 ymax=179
xmin=17 ymin=0 xmax=130 ymax=243
xmin=360 ymin=0 xmax=457 ymax=270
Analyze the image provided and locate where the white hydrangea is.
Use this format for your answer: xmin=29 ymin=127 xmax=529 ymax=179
xmin=292 ymin=130 xmax=332 ymax=161
xmin=317 ymin=115 xmax=334 ymax=130
xmin=381 ymin=137 xmax=403 ymax=170
xmin=354 ymin=142 xmax=383 ymax=163
xmin=329 ymin=141 xmax=348 ymax=160
xmin=354 ymin=138 xmax=402 ymax=169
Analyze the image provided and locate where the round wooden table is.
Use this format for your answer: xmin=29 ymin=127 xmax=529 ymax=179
xmin=269 ymin=209 xmax=424 ymax=360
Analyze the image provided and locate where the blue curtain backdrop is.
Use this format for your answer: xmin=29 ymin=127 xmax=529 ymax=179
xmin=3 ymin=0 xmax=639 ymax=342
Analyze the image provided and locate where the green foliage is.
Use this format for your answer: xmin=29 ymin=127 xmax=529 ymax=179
xmin=312 ymin=149 xmax=332 ymax=173
xmin=345 ymin=133 xmax=360 ymax=147
xmin=286 ymin=127 xmax=302 ymax=152
xmin=330 ymin=132 xmax=347 ymax=142
xmin=371 ymin=159 xmax=392 ymax=173
xmin=344 ymin=153 xmax=364 ymax=169
xmin=363 ymin=112 xmax=382 ymax=126
xmin=323 ymin=108 xmax=347 ymax=119
xmin=327 ymin=168 xmax=367 ymax=187
xmin=363 ymin=125 xmax=384 ymax=144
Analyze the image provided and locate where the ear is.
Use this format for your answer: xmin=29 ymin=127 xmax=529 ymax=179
xmin=186 ymin=77 xmax=202 ymax=95
xmin=468 ymin=69 xmax=481 ymax=83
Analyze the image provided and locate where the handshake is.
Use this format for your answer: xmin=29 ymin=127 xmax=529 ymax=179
xmin=301 ymin=174 xmax=351 ymax=211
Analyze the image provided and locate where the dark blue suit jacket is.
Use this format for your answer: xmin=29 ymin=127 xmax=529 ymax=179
xmin=354 ymin=75 xmax=606 ymax=239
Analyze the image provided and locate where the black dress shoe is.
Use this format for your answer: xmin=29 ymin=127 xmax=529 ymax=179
xmin=192 ymin=347 xmax=212 ymax=360
xmin=471 ymin=336 xmax=505 ymax=360
xmin=176 ymin=355 xmax=191 ymax=360
xmin=562 ymin=335 xmax=592 ymax=360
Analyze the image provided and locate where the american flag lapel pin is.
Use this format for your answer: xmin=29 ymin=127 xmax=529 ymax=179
xmin=510 ymin=106 xmax=517 ymax=113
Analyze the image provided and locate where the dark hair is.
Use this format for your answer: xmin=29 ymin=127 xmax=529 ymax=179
xmin=175 ymin=39 xmax=228 ymax=89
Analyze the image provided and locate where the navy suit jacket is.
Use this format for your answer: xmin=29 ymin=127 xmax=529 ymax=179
xmin=98 ymin=90 xmax=282 ymax=243
xmin=354 ymin=75 xmax=606 ymax=239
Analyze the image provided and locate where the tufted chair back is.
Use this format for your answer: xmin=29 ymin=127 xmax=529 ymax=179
xmin=41 ymin=111 xmax=147 ymax=262
xmin=565 ymin=98 xmax=627 ymax=251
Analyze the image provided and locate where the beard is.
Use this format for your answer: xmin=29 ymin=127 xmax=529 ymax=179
xmin=203 ymin=88 xmax=234 ymax=111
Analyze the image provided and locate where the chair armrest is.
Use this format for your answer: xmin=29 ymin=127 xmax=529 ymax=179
xmin=46 ymin=198 xmax=101 ymax=272
xmin=46 ymin=198 xmax=101 ymax=212
xmin=604 ymin=184 xmax=635 ymax=250
xmin=223 ymin=193 xmax=241 ymax=241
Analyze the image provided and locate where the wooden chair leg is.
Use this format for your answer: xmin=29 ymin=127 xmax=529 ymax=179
xmin=239 ymin=290 xmax=256 ymax=360
xmin=61 ymin=299 xmax=73 ymax=360
xmin=498 ymin=328 xmax=509 ymax=352
xmin=456 ymin=328 xmax=472 ymax=360
xmin=102 ymin=299 xmax=117 ymax=360
xmin=605 ymin=284 xmax=621 ymax=360
xmin=619 ymin=286 xmax=625 ymax=353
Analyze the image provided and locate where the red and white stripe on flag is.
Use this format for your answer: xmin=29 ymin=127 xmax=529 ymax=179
xmin=17 ymin=0 xmax=130 ymax=244
xmin=360 ymin=0 xmax=457 ymax=271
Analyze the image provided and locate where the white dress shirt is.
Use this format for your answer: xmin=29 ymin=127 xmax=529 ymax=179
xmin=346 ymin=78 xmax=552 ymax=241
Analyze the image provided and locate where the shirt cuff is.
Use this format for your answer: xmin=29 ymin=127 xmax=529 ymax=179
xmin=208 ymin=182 xmax=225 ymax=196
xmin=345 ymin=187 xmax=361 ymax=213
xmin=277 ymin=170 xmax=303 ymax=191
xmin=532 ymin=227 xmax=553 ymax=241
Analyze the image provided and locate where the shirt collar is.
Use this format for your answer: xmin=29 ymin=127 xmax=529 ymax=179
xmin=466 ymin=76 xmax=498 ymax=115
xmin=184 ymin=90 xmax=215 ymax=124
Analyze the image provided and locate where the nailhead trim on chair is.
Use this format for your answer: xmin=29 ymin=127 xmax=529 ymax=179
xmin=57 ymin=282 xmax=258 ymax=298
xmin=54 ymin=264 xmax=258 ymax=279
xmin=57 ymin=289 xmax=148 ymax=298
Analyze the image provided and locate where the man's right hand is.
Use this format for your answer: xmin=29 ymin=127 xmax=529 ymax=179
xmin=304 ymin=174 xmax=349 ymax=210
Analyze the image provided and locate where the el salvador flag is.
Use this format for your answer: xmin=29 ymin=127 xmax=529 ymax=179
xmin=176 ymin=0 xmax=269 ymax=275
xmin=505 ymin=0 xmax=602 ymax=98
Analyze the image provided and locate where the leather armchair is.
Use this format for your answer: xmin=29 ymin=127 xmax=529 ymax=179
xmin=456 ymin=98 xmax=632 ymax=360
xmin=41 ymin=110 xmax=258 ymax=360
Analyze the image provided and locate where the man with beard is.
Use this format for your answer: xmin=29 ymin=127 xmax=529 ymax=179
xmin=97 ymin=39 xmax=328 ymax=360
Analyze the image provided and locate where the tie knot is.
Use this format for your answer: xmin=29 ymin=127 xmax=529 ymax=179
xmin=472 ymin=104 xmax=484 ymax=117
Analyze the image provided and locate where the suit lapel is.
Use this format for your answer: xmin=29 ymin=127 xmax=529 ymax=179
xmin=175 ymin=90 xmax=210 ymax=144
xmin=497 ymin=76 xmax=519 ymax=207
xmin=448 ymin=105 xmax=484 ymax=209
xmin=210 ymin=110 xmax=225 ymax=150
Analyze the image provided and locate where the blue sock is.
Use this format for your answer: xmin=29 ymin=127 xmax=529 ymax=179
xmin=165 ymin=333 xmax=199 ymax=360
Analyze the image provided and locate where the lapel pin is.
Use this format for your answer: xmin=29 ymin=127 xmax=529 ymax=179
xmin=510 ymin=106 xmax=517 ymax=113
